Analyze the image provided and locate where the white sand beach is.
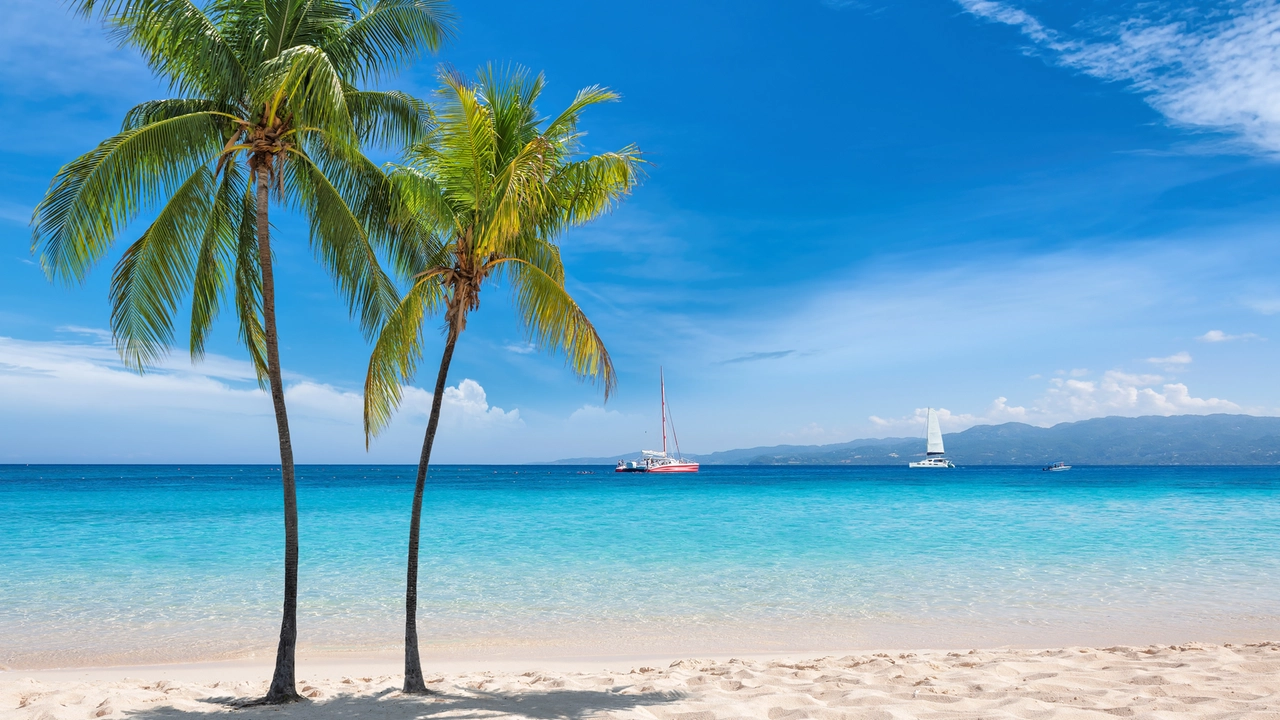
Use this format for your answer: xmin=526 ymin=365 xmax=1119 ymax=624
xmin=6 ymin=642 xmax=1279 ymax=720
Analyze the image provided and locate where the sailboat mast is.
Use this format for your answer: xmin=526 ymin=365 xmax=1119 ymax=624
xmin=660 ymin=368 xmax=668 ymax=456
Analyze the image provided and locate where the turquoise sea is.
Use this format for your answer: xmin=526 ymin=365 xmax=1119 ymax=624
xmin=2 ymin=465 xmax=1279 ymax=669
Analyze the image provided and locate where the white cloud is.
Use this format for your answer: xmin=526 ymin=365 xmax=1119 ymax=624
xmin=441 ymin=379 xmax=522 ymax=426
xmin=871 ymin=397 xmax=1029 ymax=432
xmin=0 ymin=336 xmax=526 ymax=462
xmin=1045 ymin=370 xmax=1240 ymax=416
xmin=280 ymin=377 xmax=522 ymax=432
xmin=283 ymin=382 xmax=362 ymax=422
xmin=0 ymin=336 xmax=270 ymax=438
xmin=1147 ymin=351 xmax=1192 ymax=365
xmin=1198 ymin=329 xmax=1260 ymax=342
xmin=504 ymin=342 xmax=536 ymax=355
xmin=870 ymin=369 xmax=1242 ymax=433
xmin=568 ymin=404 xmax=623 ymax=422
xmin=956 ymin=0 xmax=1280 ymax=154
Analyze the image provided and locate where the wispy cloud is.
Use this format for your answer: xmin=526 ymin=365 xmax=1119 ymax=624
xmin=1245 ymin=297 xmax=1280 ymax=315
xmin=0 ymin=0 xmax=151 ymax=97
xmin=55 ymin=325 xmax=112 ymax=342
xmin=0 ymin=200 xmax=32 ymax=225
xmin=957 ymin=0 xmax=1056 ymax=43
xmin=504 ymin=342 xmax=536 ymax=355
xmin=956 ymin=0 xmax=1280 ymax=155
xmin=719 ymin=350 xmax=794 ymax=364
xmin=1147 ymin=351 xmax=1192 ymax=365
xmin=779 ymin=422 xmax=831 ymax=440
xmin=1198 ymin=329 xmax=1260 ymax=342
xmin=568 ymin=404 xmax=626 ymax=422
xmin=0 ymin=0 xmax=162 ymax=154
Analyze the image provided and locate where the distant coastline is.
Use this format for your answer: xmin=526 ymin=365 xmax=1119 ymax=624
xmin=545 ymin=413 xmax=1280 ymax=466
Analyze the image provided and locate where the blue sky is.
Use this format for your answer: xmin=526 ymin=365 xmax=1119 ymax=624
xmin=4 ymin=0 xmax=1280 ymax=462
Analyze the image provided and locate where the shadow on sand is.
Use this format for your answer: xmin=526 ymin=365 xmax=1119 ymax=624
xmin=123 ymin=686 xmax=685 ymax=719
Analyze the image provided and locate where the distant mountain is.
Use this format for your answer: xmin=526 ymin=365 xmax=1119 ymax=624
xmin=543 ymin=414 xmax=1280 ymax=466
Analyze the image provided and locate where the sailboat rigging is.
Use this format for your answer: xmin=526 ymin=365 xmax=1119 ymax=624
xmin=908 ymin=408 xmax=955 ymax=468
xmin=615 ymin=370 xmax=700 ymax=473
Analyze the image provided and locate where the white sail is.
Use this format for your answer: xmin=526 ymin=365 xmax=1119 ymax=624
xmin=925 ymin=408 xmax=944 ymax=456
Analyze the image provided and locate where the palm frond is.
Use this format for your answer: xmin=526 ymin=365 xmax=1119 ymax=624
xmin=301 ymin=126 xmax=433 ymax=281
xmin=33 ymin=112 xmax=224 ymax=284
xmin=345 ymin=89 xmax=432 ymax=150
xmin=476 ymin=136 xmax=553 ymax=256
xmin=380 ymin=165 xmax=454 ymax=277
xmin=506 ymin=233 xmax=565 ymax=284
xmin=363 ymin=271 xmax=448 ymax=442
xmin=258 ymin=0 xmax=350 ymax=62
xmin=122 ymin=99 xmax=230 ymax=131
xmin=285 ymin=147 xmax=399 ymax=337
xmin=497 ymin=258 xmax=615 ymax=397
xmin=67 ymin=0 xmax=120 ymax=17
xmin=109 ymin=166 xmax=217 ymax=369
xmin=436 ymin=69 xmax=495 ymax=214
xmin=190 ymin=164 xmax=248 ymax=360
xmin=545 ymin=147 xmax=644 ymax=235
xmin=103 ymin=0 xmax=249 ymax=101
xmin=328 ymin=0 xmax=455 ymax=81
xmin=543 ymin=85 xmax=619 ymax=143
xmin=232 ymin=188 xmax=269 ymax=386
xmin=252 ymin=44 xmax=355 ymax=145
xmin=476 ymin=64 xmax=542 ymax=165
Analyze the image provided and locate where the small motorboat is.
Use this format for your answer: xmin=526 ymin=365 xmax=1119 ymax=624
xmin=1042 ymin=461 xmax=1071 ymax=472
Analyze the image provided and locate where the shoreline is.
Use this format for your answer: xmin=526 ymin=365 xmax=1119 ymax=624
xmin=9 ymin=616 xmax=1280 ymax=674
xmin=6 ymin=642 xmax=1278 ymax=719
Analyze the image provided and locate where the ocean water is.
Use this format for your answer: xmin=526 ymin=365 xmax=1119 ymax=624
xmin=2 ymin=465 xmax=1279 ymax=669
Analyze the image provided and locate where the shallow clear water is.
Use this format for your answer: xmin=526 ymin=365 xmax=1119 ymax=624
xmin=2 ymin=465 xmax=1279 ymax=668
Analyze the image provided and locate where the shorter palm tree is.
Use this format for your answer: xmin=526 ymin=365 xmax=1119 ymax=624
xmin=363 ymin=65 xmax=643 ymax=693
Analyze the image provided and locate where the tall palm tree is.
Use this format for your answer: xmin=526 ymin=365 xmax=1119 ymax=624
xmin=363 ymin=65 xmax=644 ymax=694
xmin=31 ymin=0 xmax=453 ymax=704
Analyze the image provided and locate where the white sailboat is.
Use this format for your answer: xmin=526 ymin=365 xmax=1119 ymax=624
xmin=908 ymin=408 xmax=955 ymax=468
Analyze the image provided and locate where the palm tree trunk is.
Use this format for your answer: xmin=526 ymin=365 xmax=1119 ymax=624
xmin=256 ymin=162 xmax=303 ymax=704
xmin=403 ymin=321 xmax=461 ymax=694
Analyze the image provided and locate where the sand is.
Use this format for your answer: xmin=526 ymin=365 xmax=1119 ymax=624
xmin=4 ymin=642 xmax=1280 ymax=719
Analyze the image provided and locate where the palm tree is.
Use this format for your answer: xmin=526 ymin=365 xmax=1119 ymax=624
xmin=31 ymin=0 xmax=453 ymax=704
xmin=363 ymin=65 xmax=644 ymax=693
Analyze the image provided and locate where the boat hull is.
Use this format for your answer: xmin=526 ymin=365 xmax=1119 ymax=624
xmin=646 ymin=462 xmax=700 ymax=473
xmin=909 ymin=457 xmax=955 ymax=468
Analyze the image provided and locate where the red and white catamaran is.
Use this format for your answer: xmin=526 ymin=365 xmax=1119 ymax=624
xmin=615 ymin=370 xmax=700 ymax=473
